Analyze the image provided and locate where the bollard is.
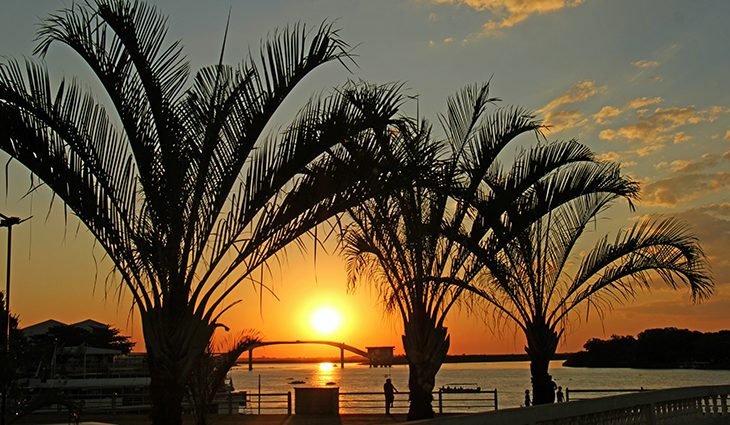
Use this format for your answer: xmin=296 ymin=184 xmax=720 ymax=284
xmin=438 ymin=389 xmax=443 ymax=414
xmin=287 ymin=391 xmax=292 ymax=415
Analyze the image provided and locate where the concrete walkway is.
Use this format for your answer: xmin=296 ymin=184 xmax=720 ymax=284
xmin=17 ymin=413 xmax=412 ymax=425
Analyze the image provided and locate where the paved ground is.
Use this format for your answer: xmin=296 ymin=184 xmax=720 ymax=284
xmin=14 ymin=413 xmax=413 ymax=425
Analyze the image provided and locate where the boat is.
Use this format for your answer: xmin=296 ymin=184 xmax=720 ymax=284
xmin=439 ymin=383 xmax=482 ymax=393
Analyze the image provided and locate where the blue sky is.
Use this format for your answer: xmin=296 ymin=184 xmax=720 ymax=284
xmin=1 ymin=0 xmax=728 ymax=354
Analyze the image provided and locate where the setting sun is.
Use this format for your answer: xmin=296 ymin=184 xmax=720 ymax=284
xmin=310 ymin=307 xmax=342 ymax=335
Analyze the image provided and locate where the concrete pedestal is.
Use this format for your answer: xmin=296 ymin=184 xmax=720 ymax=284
xmin=294 ymin=387 xmax=339 ymax=415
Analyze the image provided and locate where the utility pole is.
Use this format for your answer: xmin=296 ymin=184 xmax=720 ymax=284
xmin=0 ymin=213 xmax=28 ymax=425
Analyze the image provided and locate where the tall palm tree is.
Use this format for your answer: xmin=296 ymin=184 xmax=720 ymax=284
xmin=458 ymin=152 xmax=713 ymax=404
xmin=343 ymin=82 xmax=549 ymax=420
xmin=344 ymin=132 xmax=453 ymax=420
xmin=0 ymin=1 xmax=414 ymax=424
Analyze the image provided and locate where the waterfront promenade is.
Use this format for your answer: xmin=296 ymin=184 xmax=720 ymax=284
xmin=16 ymin=413 xmax=409 ymax=425
xmin=15 ymin=384 xmax=730 ymax=425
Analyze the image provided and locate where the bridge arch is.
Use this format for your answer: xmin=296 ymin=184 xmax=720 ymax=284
xmin=246 ymin=340 xmax=369 ymax=370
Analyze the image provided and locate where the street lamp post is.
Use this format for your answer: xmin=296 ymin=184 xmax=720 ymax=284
xmin=1 ymin=215 xmax=21 ymax=351
xmin=0 ymin=214 xmax=27 ymax=425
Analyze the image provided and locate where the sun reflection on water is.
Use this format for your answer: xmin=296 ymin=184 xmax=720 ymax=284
xmin=316 ymin=362 xmax=338 ymax=386
xmin=319 ymin=362 xmax=335 ymax=372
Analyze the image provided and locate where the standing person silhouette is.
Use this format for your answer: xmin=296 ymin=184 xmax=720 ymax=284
xmin=383 ymin=378 xmax=398 ymax=414
xmin=556 ymin=386 xmax=565 ymax=403
xmin=524 ymin=389 xmax=531 ymax=407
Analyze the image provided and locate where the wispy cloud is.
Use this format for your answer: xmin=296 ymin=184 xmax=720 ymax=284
xmin=625 ymin=96 xmax=663 ymax=110
xmin=642 ymin=172 xmax=730 ymax=207
xmin=655 ymin=151 xmax=730 ymax=173
xmin=592 ymin=97 xmax=663 ymax=124
xmin=598 ymin=105 xmax=726 ymax=155
xmin=433 ymin=0 xmax=586 ymax=36
xmin=673 ymin=204 xmax=730 ymax=285
xmin=631 ymin=59 xmax=660 ymax=69
xmin=593 ymin=106 xmax=622 ymax=124
xmin=539 ymin=80 xmax=605 ymax=133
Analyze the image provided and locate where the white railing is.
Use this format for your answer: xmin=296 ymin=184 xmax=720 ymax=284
xmin=408 ymin=385 xmax=730 ymax=425
xmin=337 ymin=389 xmax=498 ymax=414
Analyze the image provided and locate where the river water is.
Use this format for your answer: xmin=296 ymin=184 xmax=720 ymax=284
xmin=228 ymin=361 xmax=730 ymax=411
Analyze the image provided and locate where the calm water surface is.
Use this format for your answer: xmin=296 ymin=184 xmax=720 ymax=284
xmin=229 ymin=361 xmax=730 ymax=410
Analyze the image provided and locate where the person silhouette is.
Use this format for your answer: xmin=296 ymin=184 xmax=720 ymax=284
xmin=524 ymin=389 xmax=531 ymax=407
xmin=556 ymin=386 xmax=564 ymax=402
xmin=384 ymin=378 xmax=397 ymax=414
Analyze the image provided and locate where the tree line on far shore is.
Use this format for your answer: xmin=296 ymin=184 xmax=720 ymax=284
xmin=564 ymin=327 xmax=730 ymax=369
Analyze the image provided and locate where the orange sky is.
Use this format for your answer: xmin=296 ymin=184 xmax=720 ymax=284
xmin=2 ymin=185 xmax=728 ymax=358
xmin=1 ymin=0 xmax=729 ymax=359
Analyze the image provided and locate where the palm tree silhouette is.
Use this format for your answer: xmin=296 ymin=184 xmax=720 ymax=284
xmin=457 ymin=147 xmax=713 ymax=404
xmin=0 ymin=1 xmax=413 ymax=423
xmin=344 ymin=82 xmax=548 ymax=420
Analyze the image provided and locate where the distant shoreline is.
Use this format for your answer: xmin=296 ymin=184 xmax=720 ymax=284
xmin=237 ymin=353 xmax=574 ymax=365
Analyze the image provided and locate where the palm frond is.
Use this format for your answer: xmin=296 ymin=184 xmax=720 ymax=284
xmin=560 ymin=216 xmax=712 ymax=322
xmin=0 ymin=58 xmax=150 ymax=309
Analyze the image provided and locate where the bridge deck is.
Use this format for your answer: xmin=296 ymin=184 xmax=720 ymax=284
xmin=249 ymin=340 xmax=369 ymax=358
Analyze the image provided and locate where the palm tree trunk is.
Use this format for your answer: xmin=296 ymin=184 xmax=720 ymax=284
xmin=402 ymin=316 xmax=449 ymax=421
xmin=529 ymin=354 xmax=554 ymax=405
xmin=149 ymin=367 xmax=186 ymax=425
xmin=406 ymin=363 xmax=434 ymax=420
xmin=142 ymin=306 xmax=213 ymax=425
xmin=525 ymin=322 xmax=559 ymax=405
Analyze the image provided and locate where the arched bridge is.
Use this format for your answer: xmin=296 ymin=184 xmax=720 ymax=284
xmin=245 ymin=340 xmax=371 ymax=370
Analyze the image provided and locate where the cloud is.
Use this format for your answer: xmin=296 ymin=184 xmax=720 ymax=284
xmin=433 ymin=0 xmax=586 ymax=35
xmin=625 ymin=96 xmax=663 ymax=110
xmin=596 ymin=151 xmax=621 ymax=162
xmin=672 ymin=131 xmax=691 ymax=144
xmin=539 ymin=80 xmax=605 ymax=133
xmin=598 ymin=106 xmax=715 ymax=149
xmin=726 ymin=130 xmax=730 ymax=141
xmin=708 ymin=106 xmax=730 ymax=121
xmin=631 ymin=59 xmax=660 ymax=69
xmin=642 ymin=172 xmax=730 ymax=207
xmin=655 ymin=151 xmax=730 ymax=173
xmin=542 ymin=80 xmax=604 ymax=111
xmin=673 ymin=204 xmax=730 ymax=286
xmin=592 ymin=97 xmax=663 ymax=125
xmin=593 ymin=106 xmax=622 ymax=124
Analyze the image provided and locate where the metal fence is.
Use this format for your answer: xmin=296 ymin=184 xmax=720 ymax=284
xmin=18 ymin=388 xmax=497 ymax=416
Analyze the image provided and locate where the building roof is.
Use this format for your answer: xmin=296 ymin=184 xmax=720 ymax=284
xmin=21 ymin=319 xmax=66 ymax=337
xmin=21 ymin=318 xmax=109 ymax=337
xmin=70 ymin=319 xmax=108 ymax=331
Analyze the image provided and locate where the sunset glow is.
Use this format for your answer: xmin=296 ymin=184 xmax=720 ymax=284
xmin=1 ymin=1 xmax=728 ymax=359
xmin=310 ymin=306 xmax=342 ymax=335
